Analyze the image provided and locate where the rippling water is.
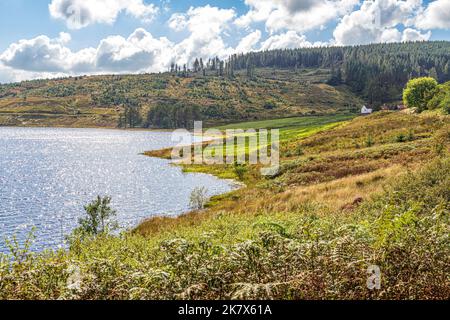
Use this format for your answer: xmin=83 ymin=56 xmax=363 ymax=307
xmin=0 ymin=127 xmax=235 ymax=253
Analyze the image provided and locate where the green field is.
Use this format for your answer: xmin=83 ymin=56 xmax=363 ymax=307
xmin=145 ymin=114 xmax=355 ymax=180
xmin=216 ymin=114 xmax=354 ymax=141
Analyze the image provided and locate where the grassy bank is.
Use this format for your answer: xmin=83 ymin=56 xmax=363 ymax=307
xmin=140 ymin=111 xmax=449 ymax=234
xmin=0 ymin=112 xmax=449 ymax=300
xmin=144 ymin=114 xmax=354 ymax=181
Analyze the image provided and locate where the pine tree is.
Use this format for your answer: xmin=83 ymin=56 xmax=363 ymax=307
xmin=444 ymin=62 xmax=450 ymax=81
xmin=193 ymin=58 xmax=200 ymax=73
xmin=246 ymin=57 xmax=254 ymax=78
xmin=429 ymin=67 xmax=438 ymax=80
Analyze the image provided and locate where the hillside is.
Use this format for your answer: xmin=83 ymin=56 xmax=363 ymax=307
xmin=2 ymin=112 xmax=449 ymax=299
xmin=229 ymin=41 xmax=450 ymax=105
xmin=0 ymin=68 xmax=362 ymax=128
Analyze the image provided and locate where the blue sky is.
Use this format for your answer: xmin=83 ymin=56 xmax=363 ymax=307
xmin=0 ymin=0 xmax=250 ymax=52
xmin=0 ymin=0 xmax=449 ymax=83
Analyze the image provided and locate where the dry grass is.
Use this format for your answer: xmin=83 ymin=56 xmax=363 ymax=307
xmin=138 ymin=112 xmax=450 ymax=237
xmin=252 ymin=165 xmax=407 ymax=214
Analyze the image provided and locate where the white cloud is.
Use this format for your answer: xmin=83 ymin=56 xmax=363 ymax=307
xmin=0 ymin=35 xmax=75 ymax=72
xmin=94 ymin=28 xmax=174 ymax=72
xmin=236 ymin=0 xmax=359 ymax=33
xmin=380 ymin=28 xmax=402 ymax=43
xmin=1 ymin=4 xmax=242 ymax=78
xmin=402 ymin=27 xmax=431 ymax=41
xmin=49 ymin=0 xmax=159 ymax=29
xmin=0 ymin=64 xmax=17 ymax=83
xmin=235 ymin=30 xmax=262 ymax=53
xmin=58 ymin=32 xmax=72 ymax=44
xmin=415 ymin=0 xmax=450 ymax=30
xmin=169 ymin=6 xmax=236 ymax=37
xmin=168 ymin=5 xmax=237 ymax=65
xmin=168 ymin=13 xmax=188 ymax=32
xmin=333 ymin=0 xmax=424 ymax=45
xmin=0 ymin=63 xmax=67 ymax=84
xmin=261 ymin=31 xmax=326 ymax=50
xmin=0 ymin=29 xmax=175 ymax=76
xmin=234 ymin=0 xmax=275 ymax=28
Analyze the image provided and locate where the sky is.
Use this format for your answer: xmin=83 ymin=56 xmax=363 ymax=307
xmin=0 ymin=0 xmax=449 ymax=83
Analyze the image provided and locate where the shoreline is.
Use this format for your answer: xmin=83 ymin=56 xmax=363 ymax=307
xmin=138 ymin=143 xmax=246 ymax=231
xmin=0 ymin=124 xmax=174 ymax=132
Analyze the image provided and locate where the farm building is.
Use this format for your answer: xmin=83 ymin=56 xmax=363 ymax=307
xmin=361 ymin=106 xmax=373 ymax=115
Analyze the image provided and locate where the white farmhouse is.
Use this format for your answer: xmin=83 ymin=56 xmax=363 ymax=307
xmin=361 ymin=105 xmax=373 ymax=115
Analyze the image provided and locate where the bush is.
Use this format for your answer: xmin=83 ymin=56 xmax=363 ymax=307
xmin=189 ymin=187 xmax=209 ymax=210
xmin=427 ymin=82 xmax=450 ymax=113
xmin=263 ymin=101 xmax=277 ymax=110
xmin=395 ymin=133 xmax=407 ymax=143
xmin=406 ymin=129 xmax=415 ymax=141
xmin=365 ymin=133 xmax=375 ymax=147
xmin=403 ymin=77 xmax=438 ymax=112
xmin=233 ymin=163 xmax=248 ymax=180
xmin=395 ymin=130 xmax=415 ymax=143
xmin=294 ymin=144 xmax=304 ymax=156
xmin=444 ymin=103 xmax=450 ymax=115
xmin=433 ymin=126 xmax=450 ymax=157
xmin=74 ymin=196 xmax=118 ymax=237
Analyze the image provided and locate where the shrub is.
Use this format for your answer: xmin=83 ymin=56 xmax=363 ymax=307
xmin=427 ymin=82 xmax=450 ymax=113
xmin=406 ymin=129 xmax=415 ymax=141
xmin=394 ymin=130 xmax=415 ymax=143
xmin=403 ymin=77 xmax=438 ymax=112
xmin=189 ymin=187 xmax=209 ymax=210
xmin=294 ymin=144 xmax=304 ymax=156
xmin=74 ymin=196 xmax=118 ymax=237
xmin=395 ymin=133 xmax=407 ymax=143
xmin=365 ymin=133 xmax=375 ymax=147
xmin=233 ymin=164 xmax=248 ymax=180
xmin=432 ymin=126 xmax=450 ymax=157
xmin=443 ymin=101 xmax=450 ymax=115
xmin=263 ymin=101 xmax=277 ymax=110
